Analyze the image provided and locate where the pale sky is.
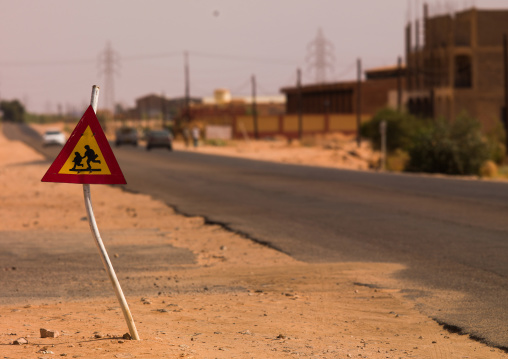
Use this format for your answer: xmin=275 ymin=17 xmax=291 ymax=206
xmin=1 ymin=0 xmax=507 ymax=114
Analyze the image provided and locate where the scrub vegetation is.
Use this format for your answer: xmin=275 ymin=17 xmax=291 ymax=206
xmin=361 ymin=108 xmax=506 ymax=176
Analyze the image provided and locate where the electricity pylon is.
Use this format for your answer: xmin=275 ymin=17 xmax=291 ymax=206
xmin=305 ymin=28 xmax=335 ymax=84
xmin=98 ymin=41 xmax=120 ymax=113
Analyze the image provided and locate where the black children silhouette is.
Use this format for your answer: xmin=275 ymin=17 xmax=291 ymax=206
xmin=83 ymin=145 xmax=101 ymax=170
xmin=71 ymin=152 xmax=84 ymax=170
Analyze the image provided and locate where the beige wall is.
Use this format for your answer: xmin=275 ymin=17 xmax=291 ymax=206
xmin=195 ymin=113 xmax=372 ymax=138
xmin=329 ymin=114 xmax=370 ymax=132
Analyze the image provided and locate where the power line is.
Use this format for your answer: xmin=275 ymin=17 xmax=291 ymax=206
xmin=0 ymin=50 xmax=295 ymax=68
xmin=122 ymin=52 xmax=181 ymax=61
xmin=189 ymin=51 xmax=295 ymax=66
xmin=337 ymin=63 xmax=357 ymax=80
xmin=230 ymin=78 xmax=251 ymax=95
xmin=0 ymin=58 xmax=95 ymax=67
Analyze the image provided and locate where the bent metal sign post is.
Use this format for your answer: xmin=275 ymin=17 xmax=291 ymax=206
xmin=42 ymin=86 xmax=139 ymax=340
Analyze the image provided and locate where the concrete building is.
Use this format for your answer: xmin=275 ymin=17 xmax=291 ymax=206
xmin=134 ymin=94 xmax=202 ymax=120
xmin=281 ymin=65 xmax=405 ymax=116
xmin=406 ymin=5 xmax=508 ymax=131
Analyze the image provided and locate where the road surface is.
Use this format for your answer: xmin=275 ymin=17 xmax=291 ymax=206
xmin=4 ymin=122 xmax=508 ymax=350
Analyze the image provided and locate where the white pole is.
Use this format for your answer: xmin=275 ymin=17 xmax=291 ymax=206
xmin=84 ymin=85 xmax=140 ymax=340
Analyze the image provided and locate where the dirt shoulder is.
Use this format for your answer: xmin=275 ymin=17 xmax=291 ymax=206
xmin=1 ymin=126 xmax=506 ymax=358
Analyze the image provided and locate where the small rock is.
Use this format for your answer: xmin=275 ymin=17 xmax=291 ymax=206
xmin=12 ymin=337 xmax=28 ymax=345
xmin=38 ymin=348 xmax=54 ymax=354
xmin=40 ymin=328 xmax=60 ymax=338
xmin=114 ymin=354 xmax=133 ymax=359
xmin=276 ymin=334 xmax=286 ymax=339
xmin=122 ymin=333 xmax=132 ymax=340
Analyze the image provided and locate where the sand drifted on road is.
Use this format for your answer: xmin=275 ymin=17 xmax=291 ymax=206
xmin=0 ymin=130 xmax=505 ymax=358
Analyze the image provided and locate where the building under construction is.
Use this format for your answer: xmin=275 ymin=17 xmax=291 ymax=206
xmin=406 ymin=5 xmax=508 ymax=131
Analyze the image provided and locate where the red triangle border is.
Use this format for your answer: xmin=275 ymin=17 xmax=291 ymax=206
xmin=41 ymin=105 xmax=126 ymax=184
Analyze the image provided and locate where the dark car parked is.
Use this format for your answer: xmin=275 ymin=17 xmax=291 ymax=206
xmin=146 ymin=130 xmax=173 ymax=151
xmin=115 ymin=127 xmax=138 ymax=146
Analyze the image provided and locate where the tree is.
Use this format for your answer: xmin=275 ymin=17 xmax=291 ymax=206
xmin=0 ymin=100 xmax=26 ymax=122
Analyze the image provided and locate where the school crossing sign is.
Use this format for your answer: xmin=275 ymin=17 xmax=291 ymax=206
xmin=42 ymin=105 xmax=126 ymax=184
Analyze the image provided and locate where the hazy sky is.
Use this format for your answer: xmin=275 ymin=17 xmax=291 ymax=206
xmin=1 ymin=0 xmax=507 ymax=114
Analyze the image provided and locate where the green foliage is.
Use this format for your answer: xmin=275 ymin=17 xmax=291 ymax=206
xmin=0 ymin=100 xmax=26 ymax=122
xmin=485 ymin=123 xmax=506 ymax=164
xmin=386 ymin=149 xmax=410 ymax=172
xmin=360 ymin=108 xmax=420 ymax=152
xmin=406 ymin=114 xmax=490 ymax=175
xmin=498 ymin=164 xmax=508 ymax=179
xmin=363 ymin=108 xmax=496 ymax=176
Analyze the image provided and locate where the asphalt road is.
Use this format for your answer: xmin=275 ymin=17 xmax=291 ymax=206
xmin=4 ymin=122 xmax=508 ymax=350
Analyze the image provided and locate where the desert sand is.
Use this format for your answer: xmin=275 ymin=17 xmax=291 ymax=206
xmin=0 ymin=124 xmax=506 ymax=358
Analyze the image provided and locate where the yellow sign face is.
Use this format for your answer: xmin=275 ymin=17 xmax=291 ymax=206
xmin=58 ymin=126 xmax=111 ymax=175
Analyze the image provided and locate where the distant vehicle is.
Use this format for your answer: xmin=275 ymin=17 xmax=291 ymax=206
xmin=115 ymin=127 xmax=138 ymax=146
xmin=146 ymin=130 xmax=173 ymax=151
xmin=42 ymin=130 xmax=66 ymax=146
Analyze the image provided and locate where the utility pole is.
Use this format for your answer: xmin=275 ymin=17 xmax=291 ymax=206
xmin=397 ymin=56 xmax=403 ymax=112
xmin=405 ymin=22 xmax=412 ymax=92
xmin=415 ymin=18 xmax=420 ymax=90
xmin=380 ymin=120 xmax=387 ymax=171
xmin=98 ymin=41 xmax=120 ymax=114
xmin=184 ymin=51 xmax=190 ymax=124
xmin=297 ymin=68 xmax=303 ymax=140
xmin=251 ymin=75 xmax=259 ymax=139
xmin=503 ymin=34 xmax=508 ymax=155
xmin=356 ymin=58 xmax=362 ymax=147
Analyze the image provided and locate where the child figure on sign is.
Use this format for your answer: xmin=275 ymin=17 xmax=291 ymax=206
xmin=71 ymin=152 xmax=85 ymax=170
xmin=84 ymin=145 xmax=101 ymax=170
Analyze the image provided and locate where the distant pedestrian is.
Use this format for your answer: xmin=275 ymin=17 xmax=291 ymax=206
xmin=191 ymin=125 xmax=200 ymax=147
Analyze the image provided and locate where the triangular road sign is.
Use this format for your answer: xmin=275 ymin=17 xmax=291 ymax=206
xmin=41 ymin=105 xmax=126 ymax=184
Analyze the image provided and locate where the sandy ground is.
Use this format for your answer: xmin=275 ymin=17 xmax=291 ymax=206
xmin=1 ymin=124 xmax=507 ymax=358
xmin=173 ymin=134 xmax=379 ymax=172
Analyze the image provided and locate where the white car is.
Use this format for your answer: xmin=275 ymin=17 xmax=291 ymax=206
xmin=42 ymin=130 xmax=66 ymax=146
